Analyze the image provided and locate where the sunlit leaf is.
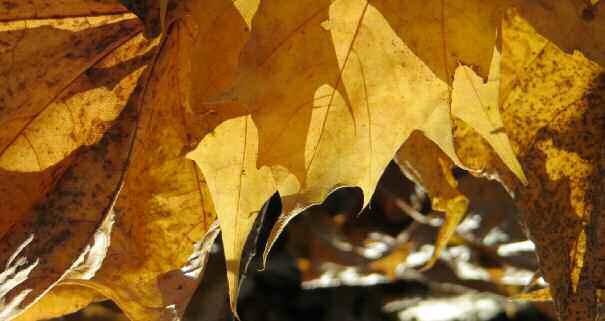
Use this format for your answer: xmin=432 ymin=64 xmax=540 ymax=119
xmin=499 ymin=8 xmax=605 ymax=320
xmin=13 ymin=285 xmax=104 ymax=321
xmin=512 ymin=288 xmax=552 ymax=302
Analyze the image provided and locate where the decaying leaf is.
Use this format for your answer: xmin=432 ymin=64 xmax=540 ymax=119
xmin=64 ymin=15 xmax=219 ymax=320
xmin=1 ymin=0 xmax=220 ymax=320
xmin=0 ymin=14 xmax=144 ymax=172
xmin=0 ymin=76 xmax=138 ymax=320
xmin=499 ymin=8 xmax=605 ymax=321
xmin=2 ymin=0 xmax=604 ymax=320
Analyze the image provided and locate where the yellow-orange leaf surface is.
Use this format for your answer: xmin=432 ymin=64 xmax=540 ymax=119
xmin=2 ymin=1 xmax=605 ymax=321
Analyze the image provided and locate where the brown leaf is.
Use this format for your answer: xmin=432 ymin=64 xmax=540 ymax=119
xmin=0 ymin=1 xmax=222 ymax=319
xmin=0 ymin=0 xmax=127 ymax=21
xmin=0 ymin=78 xmax=139 ymax=320
xmin=513 ymin=1 xmax=605 ymax=70
xmin=500 ymin=8 xmax=605 ymax=320
xmin=0 ymin=14 xmax=144 ymax=171
xmin=67 ymin=13 xmax=222 ymax=320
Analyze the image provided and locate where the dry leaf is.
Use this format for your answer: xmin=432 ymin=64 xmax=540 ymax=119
xmin=367 ymin=0 xmax=505 ymax=82
xmin=512 ymin=287 xmax=552 ymax=302
xmin=2 ymin=1 xmax=602 ymax=321
xmin=0 ymin=14 xmax=144 ymax=171
xmin=0 ymin=1 xmax=221 ymax=320
xmin=0 ymin=79 xmax=138 ymax=320
xmin=513 ymin=1 xmax=605 ymax=69
xmin=13 ymin=284 xmax=104 ymax=321
xmin=0 ymin=0 xmax=127 ymax=20
xmin=189 ymin=115 xmax=274 ymax=317
xmin=394 ymin=49 xmax=525 ymax=269
xmin=188 ymin=0 xmax=476 ymax=309
xmin=396 ymin=132 xmax=469 ymax=269
xmin=0 ymin=15 xmax=152 ymax=247
xmin=451 ymin=49 xmax=526 ymax=184
xmin=54 ymin=2 xmax=237 ymax=319
xmin=187 ymin=0 xmax=529 ymax=312
xmin=499 ymin=8 xmax=605 ymax=321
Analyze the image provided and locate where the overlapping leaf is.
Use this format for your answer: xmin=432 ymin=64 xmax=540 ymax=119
xmin=13 ymin=283 xmax=104 ymax=320
xmin=185 ymin=0 xmax=544 ymax=314
xmin=497 ymin=9 xmax=605 ymax=320
xmin=1 ymin=0 xmax=604 ymax=321
xmin=0 ymin=0 xmax=221 ymax=320
xmin=188 ymin=0 xmax=498 ymax=312
xmin=0 ymin=7 xmax=145 ymax=319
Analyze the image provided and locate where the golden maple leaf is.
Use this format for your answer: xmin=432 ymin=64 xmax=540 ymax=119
xmin=1 ymin=1 xmax=604 ymax=321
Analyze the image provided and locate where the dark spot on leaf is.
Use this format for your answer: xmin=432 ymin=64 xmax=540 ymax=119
xmin=582 ymin=6 xmax=596 ymax=21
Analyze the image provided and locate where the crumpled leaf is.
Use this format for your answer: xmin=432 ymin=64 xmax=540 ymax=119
xmin=499 ymin=8 xmax=605 ymax=321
